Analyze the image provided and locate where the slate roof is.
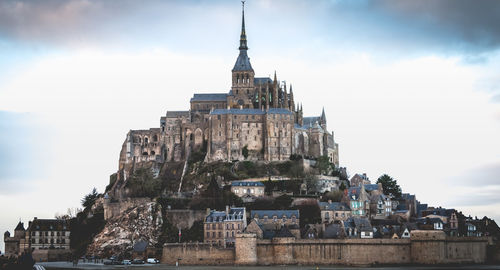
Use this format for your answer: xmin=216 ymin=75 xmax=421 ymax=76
xmin=251 ymin=210 xmax=299 ymax=219
xmin=324 ymin=223 xmax=343 ymax=238
xmin=210 ymin=108 xmax=293 ymax=115
xmin=275 ymin=226 xmax=295 ymax=238
xmin=303 ymin=117 xmax=320 ymax=127
xmin=205 ymin=207 xmax=245 ymax=222
xmin=27 ymin=219 xmax=70 ymax=231
xmin=14 ymin=222 xmax=25 ymax=231
xmin=190 ymin=93 xmax=228 ymax=102
xmin=232 ymin=50 xmax=253 ymax=71
xmin=267 ymin=108 xmax=294 ymax=115
xmin=166 ymin=111 xmax=189 ymax=118
xmin=254 ymin=77 xmax=272 ymax=84
xmin=364 ymin=184 xmax=379 ymax=192
xmin=231 ymin=181 xmax=265 ymax=187
xmin=318 ymin=202 xmax=350 ymax=211
xmin=353 ymin=217 xmax=373 ymax=231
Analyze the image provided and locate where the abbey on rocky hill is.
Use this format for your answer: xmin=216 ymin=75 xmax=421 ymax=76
xmin=119 ymin=3 xmax=338 ymax=167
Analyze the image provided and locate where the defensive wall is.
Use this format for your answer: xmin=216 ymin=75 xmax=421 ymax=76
xmin=162 ymin=230 xmax=492 ymax=266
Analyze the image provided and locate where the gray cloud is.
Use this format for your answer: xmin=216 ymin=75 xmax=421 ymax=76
xmin=452 ymin=163 xmax=500 ymax=186
xmin=319 ymin=0 xmax=500 ymax=55
xmin=2 ymin=0 xmax=500 ymax=55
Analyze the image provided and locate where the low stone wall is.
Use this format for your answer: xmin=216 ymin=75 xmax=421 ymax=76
xmin=162 ymin=243 xmax=234 ymax=265
xmin=32 ymin=249 xmax=71 ymax=262
xmin=164 ymin=209 xmax=207 ymax=230
xmin=163 ymin=230 xmax=491 ymax=266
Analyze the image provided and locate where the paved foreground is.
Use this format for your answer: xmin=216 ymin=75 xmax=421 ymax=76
xmin=39 ymin=261 xmax=500 ymax=270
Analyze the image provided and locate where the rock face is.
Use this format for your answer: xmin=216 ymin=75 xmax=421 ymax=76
xmin=87 ymin=201 xmax=163 ymax=257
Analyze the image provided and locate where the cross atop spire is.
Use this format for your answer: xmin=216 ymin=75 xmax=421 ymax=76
xmin=239 ymin=1 xmax=248 ymax=51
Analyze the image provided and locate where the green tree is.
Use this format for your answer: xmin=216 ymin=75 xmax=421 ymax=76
xmin=376 ymin=174 xmax=402 ymax=199
xmin=81 ymin=188 xmax=99 ymax=209
xmin=316 ymin=155 xmax=330 ymax=175
xmin=273 ymin=194 xmax=293 ymax=209
xmin=293 ymin=201 xmax=321 ymax=228
xmin=242 ymin=145 xmax=249 ymax=159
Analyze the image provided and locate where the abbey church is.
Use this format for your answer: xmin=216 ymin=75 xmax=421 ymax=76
xmin=119 ymin=4 xmax=338 ymax=168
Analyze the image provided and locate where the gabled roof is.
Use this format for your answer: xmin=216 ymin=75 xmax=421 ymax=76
xmin=364 ymin=184 xmax=379 ymax=192
xmin=324 ymin=223 xmax=343 ymax=238
xmin=251 ymin=210 xmax=299 ymax=219
xmin=275 ymin=226 xmax=295 ymax=238
xmin=190 ymin=93 xmax=228 ymax=102
xmin=231 ymin=181 xmax=264 ymax=187
xmin=27 ymin=219 xmax=70 ymax=231
xmin=14 ymin=222 xmax=25 ymax=231
xmin=205 ymin=207 xmax=245 ymax=222
xmin=353 ymin=217 xmax=373 ymax=231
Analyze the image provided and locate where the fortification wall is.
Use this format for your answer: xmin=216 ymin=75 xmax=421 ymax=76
xmin=164 ymin=210 xmax=207 ymax=230
xmin=162 ymin=230 xmax=491 ymax=266
xmin=290 ymin=238 xmax=410 ymax=265
xmin=162 ymin=243 xmax=234 ymax=265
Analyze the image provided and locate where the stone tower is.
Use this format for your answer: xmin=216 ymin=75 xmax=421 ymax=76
xmin=231 ymin=1 xmax=255 ymax=108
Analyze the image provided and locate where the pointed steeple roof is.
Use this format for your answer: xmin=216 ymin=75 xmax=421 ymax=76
xmin=321 ymin=107 xmax=326 ymax=121
xmin=232 ymin=1 xmax=253 ymax=72
xmin=15 ymin=221 xmax=25 ymax=231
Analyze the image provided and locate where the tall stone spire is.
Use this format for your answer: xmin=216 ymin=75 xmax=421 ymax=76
xmin=239 ymin=1 xmax=248 ymax=51
xmin=289 ymin=84 xmax=294 ymax=111
xmin=232 ymin=1 xmax=253 ymax=72
xmin=320 ymin=107 xmax=327 ymax=130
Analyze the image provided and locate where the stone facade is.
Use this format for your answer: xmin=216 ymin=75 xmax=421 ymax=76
xmin=230 ymin=181 xmax=265 ymax=198
xmin=116 ymin=3 xmax=339 ymax=173
xmin=204 ymin=207 xmax=247 ymax=247
xmin=3 ymin=219 xmax=71 ymax=260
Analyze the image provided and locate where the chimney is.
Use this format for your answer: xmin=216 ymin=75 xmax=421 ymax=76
xmin=225 ymin=205 xmax=230 ymax=215
xmin=328 ymin=200 xmax=332 ymax=204
xmin=206 ymin=208 xmax=211 ymax=216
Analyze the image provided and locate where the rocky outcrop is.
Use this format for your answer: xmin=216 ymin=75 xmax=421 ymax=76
xmin=87 ymin=200 xmax=163 ymax=257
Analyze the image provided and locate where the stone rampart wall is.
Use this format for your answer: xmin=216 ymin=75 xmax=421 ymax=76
xmin=163 ymin=230 xmax=491 ymax=266
xmin=162 ymin=243 xmax=234 ymax=265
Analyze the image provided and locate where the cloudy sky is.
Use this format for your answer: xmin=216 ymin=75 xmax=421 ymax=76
xmin=1 ymin=0 xmax=500 ymax=250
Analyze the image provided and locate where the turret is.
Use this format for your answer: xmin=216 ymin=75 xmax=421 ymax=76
xmin=273 ymin=71 xmax=278 ymax=108
xmin=320 ymin=107 xmax=327 ymax=130
xmin=283 ymin=82 xmax=288 ymax=110
xmin=289 ymin=84 xmax=295 ymax=111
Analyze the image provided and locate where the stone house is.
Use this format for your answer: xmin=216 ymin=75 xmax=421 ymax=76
xmin=343 ymin=185 xmax=370 ymax=217
xmin=231 ymin=181 xmax=265 ymax=198
xmin=3 ymin=218 xmax=71 ymax=261
xmin=3 ymin=222 xmax=26 ymax=257
xmin=342 ymin=217 xmax=373 ymax=238
xmin=350 ymin=173 xmax=370 ymax=187
xmin=318 ymin=201 xmax=351 ymax=223
xmin=204 ymin=206 xmax=247 ymax=247
xmin=370 ymin=194 xmax=393 ymax=219
xmin=250 ymin=210 xmax=299 ymax=230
